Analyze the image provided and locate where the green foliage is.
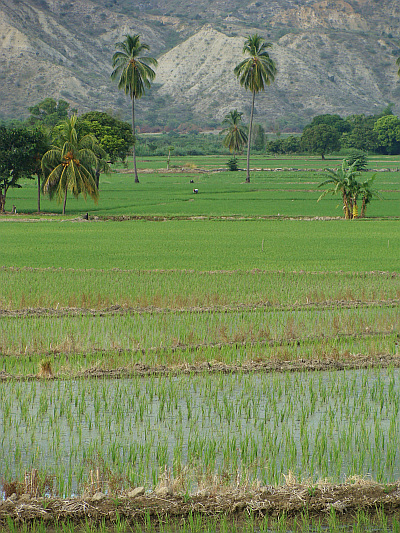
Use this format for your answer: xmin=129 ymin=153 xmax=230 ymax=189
xmin=305 ymin=114 xmax=351 ymax=134
xmin=28 ymin=98 xmax=74 ymax=128
xmin=301 ymin=124 xmax=341 ymax=159
xmin=221 ymin=110 xmax=248 ymax=154
xmin=0 ymin=125 xmax=48 ymax=212
xmin=111 ymin=34 xmax=158 ymax=101
xmin=346 ymin=151 xmax=368 ymax=171
xmin=340 ymin=122 xmax=379 ymax=152
xmin=226 ymin=156 xmax=238 ymax=171
xmin=318 ymin=159 xmax=379 ymax=219
xmin=41 ymin=115 xmax=103 ymax=214
xmin=373 ymin=115 xmax=400 ymax=154
xmin=80 ymin=112 xmax=133 ymax=163
xmin=266 ymin=135 xmax=301 ymax=154
xmin=251 ymin=123 xmax=266 ymax=151
xmin=136 ymin=133 xmax=229 ymax=157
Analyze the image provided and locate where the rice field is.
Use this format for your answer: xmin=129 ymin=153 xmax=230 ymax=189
xmin=2 ymin=368 xmax=400 ymax=496
xmin=5 ymin=154 xmax=400 ymax=218
xmin=1 ymin=155 xmax=400 ymax=530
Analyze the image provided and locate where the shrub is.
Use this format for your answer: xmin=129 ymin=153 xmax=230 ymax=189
xmin=347 ymin=151 xmax=368 ymax=171
xmin=226 ymin=157 xmax=239 ymax=171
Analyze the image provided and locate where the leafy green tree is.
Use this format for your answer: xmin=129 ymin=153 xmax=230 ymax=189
xmin=111 ymin=34 xmax=157 ymax=183
xmin=301 ymin=124 xmax=340 ymax=159
xmin=28 ymin=98 xmax=74 ymax=128
xmin=234 ymin=34 xmax=277 ymax=182
xmin=41 ymin=115 xmax=106 ymax=214
xmin=281 ymin=135 xmax=301 ymax=154
xmin=251 ymin=124 xmax=266 ymax=151
xmin=340 ymin=122 xmax=379 ymax=152
xmin=80 ymin=112 xmax=133 ymax=164
xmin=266 ymin=138 xmax=285 ymax=154
xmin=221 ymin=110 xmax=248 ymax=155
xmin=0 ymin=126 xmax=47 ymax=213
xmin=373 ymin=115 xmax=400 ymax=154
xmin=306 ymin=114 xmax=350 ymax=134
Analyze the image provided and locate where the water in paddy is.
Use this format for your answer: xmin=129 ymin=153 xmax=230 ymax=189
xmin=1 ymin=367 xmax=399 ymax=496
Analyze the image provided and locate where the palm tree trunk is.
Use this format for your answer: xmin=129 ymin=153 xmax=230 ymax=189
xmin=343 ymin=192 xmax=350 ymax=219
xmin=37 ymin=174 xmax=41 ymax=213
xmin=62 ymin=186 xmax=68 ymax=215
xmin=132 ymin=97 xmax=139 ymax=184
xmin=246 ymin=91 xmax=256 ymax=183
xmin=360 ymin=197 xmax=366 ymax=218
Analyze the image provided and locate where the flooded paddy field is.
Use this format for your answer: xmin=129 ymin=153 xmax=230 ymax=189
xmin=2 ymin=367 xmax=400 ymax=496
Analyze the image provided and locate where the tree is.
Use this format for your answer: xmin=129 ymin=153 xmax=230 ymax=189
xmin=373 ymin=115 xmax=400 ymax=154
xmin=234 ymin=34 xmax=277 ymax=182
xmin=340 ymin=123 xmax=379 ymax=152
xmin=221 ymin=110 xmax=248 ymax=155
xmin=79 ymin=111 xmax=133 ymax=164
xmin=41 ymin=115 xmax=106 ymax=214
xmin=305 ymin=114 xmax=351 ymax=134
xmin=301 ymin=124 xmax=340 ymax=159
xmin=317 ymin=159 xmax=379 ymax=219
xmin=111 ymin=34 xmax=157 ymax=183
xmin=251 ymin=123 xmax=266 ymax=151
xmin=0 ymin=126 xmax=47 ymax=213
xmin=28 ymin=98 xmax=74 ymax=128
xmin=358 ymin=176 xmax=381 ymax=218
xmin=346 ymin=151 xmax=368 ymax=171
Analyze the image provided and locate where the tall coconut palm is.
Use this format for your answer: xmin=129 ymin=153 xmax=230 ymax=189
xmin=111 ymin=34 xmax=157 ymax=183
xmin=41 ymin=115 xmax=102 ymax=215
xmin=234 ymin=35 xmax=276 ymax=183
xmin=221 ymin=110 xmax=248 ymax=155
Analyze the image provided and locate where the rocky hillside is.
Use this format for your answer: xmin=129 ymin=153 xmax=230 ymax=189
xmin=1 ymin=0 xmax=400 ymax=129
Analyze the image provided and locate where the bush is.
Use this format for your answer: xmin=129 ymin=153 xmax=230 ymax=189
xmin=226 ymin=157 xmax=238 ymax=171
xmin=347 ymin=151 xmax=368 ymax=171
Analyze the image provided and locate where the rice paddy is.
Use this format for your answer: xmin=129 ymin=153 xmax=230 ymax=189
xmin=2 ymin=367 xmax=400 ymax=495
xmin=1 ymin=155 xmax=400 ymax=531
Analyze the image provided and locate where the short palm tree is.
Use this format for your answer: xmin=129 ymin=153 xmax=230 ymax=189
xmin=317 ymin=160 xmax=360 ymax=219
xmin=221 ymin=110 xmax=248 ymax=155
xmin=41 ymin=115 xmax=102 ymax=214
xmin=359 ymin=175 xmax=381 ymax=218
xmin=111 ymin=34 xmax=157 ymax=183
xmin=234 ymin=35 xmax=276 ymax=182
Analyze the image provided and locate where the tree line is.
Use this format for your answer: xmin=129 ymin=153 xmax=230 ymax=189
xmin=265 ymin=107 xmax=400 ymax=159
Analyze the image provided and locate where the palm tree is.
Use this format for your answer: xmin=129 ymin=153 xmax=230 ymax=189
xmin=111 ymin=34 xmax=157 ymax=183
xmin=234 ymin=35 xmax=276 ymax=183
xmin=317 ymin=160 xmax=360 ymax=219
xmin=41 ymin=115 xmax=103 ymax=215
xmin=396 ymin=56 xmax=400 ymax=77
xmin=221 ymin=110 xmax=248 ymax=156
xmin=359 ymin=175 xmax=381 ymax=218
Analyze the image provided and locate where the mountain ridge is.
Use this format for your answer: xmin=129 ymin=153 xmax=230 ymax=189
xmin=0 ymin=0 xmax=399 ymax=129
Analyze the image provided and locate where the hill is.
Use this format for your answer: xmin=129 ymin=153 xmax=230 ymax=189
xmin=1 ymin=0 xmax=400 ymax=129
